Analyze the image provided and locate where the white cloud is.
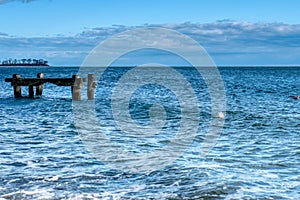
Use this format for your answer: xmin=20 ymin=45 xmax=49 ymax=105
xmin=1 ymin=21 xmax=300 ymax=65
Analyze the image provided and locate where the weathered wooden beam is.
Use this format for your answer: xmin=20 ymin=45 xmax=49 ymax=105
xmin=5 ymin=78 xmax=75 ymax=86
xmin=47 ymin=78 xmax=77 ymax=86
xmin=13 ymin=74 xmax=22 ymax=98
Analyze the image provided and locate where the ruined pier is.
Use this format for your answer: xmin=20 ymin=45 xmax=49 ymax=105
xmin=5 ymin=73 xmax=96 ymax=100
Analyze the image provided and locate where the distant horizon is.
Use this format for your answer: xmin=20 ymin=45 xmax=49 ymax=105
xmin=2 ymin=64 xmax=300 ymax=68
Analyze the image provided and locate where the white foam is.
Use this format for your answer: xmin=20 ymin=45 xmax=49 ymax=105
xmin=1 ymin=188 xmax=55 ymax=200
xmin=262 ymin=173 xmax=280 ymax=179
xmin=45 ymin=175 xmax=60 ymax=181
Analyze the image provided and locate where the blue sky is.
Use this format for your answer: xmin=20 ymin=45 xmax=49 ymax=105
xmin=1 ymin=0 xmax=300 ymax=66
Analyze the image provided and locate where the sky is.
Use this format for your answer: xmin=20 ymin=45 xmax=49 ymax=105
xmin=0 ymin=0 xmax=300 ymax=66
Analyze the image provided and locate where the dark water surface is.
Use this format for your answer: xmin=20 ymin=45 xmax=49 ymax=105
xmin=0 ymin=67 xmax=299 ymax=199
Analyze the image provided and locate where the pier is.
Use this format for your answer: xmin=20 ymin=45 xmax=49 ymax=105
xmin=5 ymin=73 xmax=96 ymax=100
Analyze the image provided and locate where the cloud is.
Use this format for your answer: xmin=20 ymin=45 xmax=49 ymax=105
xmin=0 ymin=0 xmax=36 ymax=4
xmin=77 ymin=21 xmax=300 ymax=65
xmin=1 ymin=21 xmax=300 ymax=66
xmin=0 ymin=32 xmax=8 ymax=36
xmin=79 ymin=21 xmax=300 ymax=49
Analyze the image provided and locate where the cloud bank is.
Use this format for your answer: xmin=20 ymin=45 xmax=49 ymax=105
xmin=1 ymin=21 xmax=300 ymax=66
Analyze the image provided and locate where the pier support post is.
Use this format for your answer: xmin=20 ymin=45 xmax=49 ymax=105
xmin=29 ymin=86 xmax=34 ymax=98
xmin=88 ymin=74 xmax=96 ymax=100
xmin=36 ymin=73 xmax=44 ymax=96
xmin=72 ymin=75 xmax=81 ymax=101
xmin=13 ymin=74 xmax=22 ymax=98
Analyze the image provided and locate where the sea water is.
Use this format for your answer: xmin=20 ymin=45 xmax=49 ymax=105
xmin=0 ymin=66 xmax=299 ymax=199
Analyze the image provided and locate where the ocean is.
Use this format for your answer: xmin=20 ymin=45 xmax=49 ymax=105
xmin=0 ymin=66 xmax=299 ymax=199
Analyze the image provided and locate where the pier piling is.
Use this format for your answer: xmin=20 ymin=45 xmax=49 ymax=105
xmin=29 ymin=86 xmax=34 ymax=98
xmin=72 ymin=75 xmax=81 ymax=101
xmin=88 ymin=74 xmax=96 ymax=100
xmin=13 ymin=74 xmax=22 ymax=98
xmin=36 ymin=73 xmax=44 ymax=96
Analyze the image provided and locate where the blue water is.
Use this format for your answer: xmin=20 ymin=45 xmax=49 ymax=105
xmin=0 ymin=66 xmax=299 ymax=199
